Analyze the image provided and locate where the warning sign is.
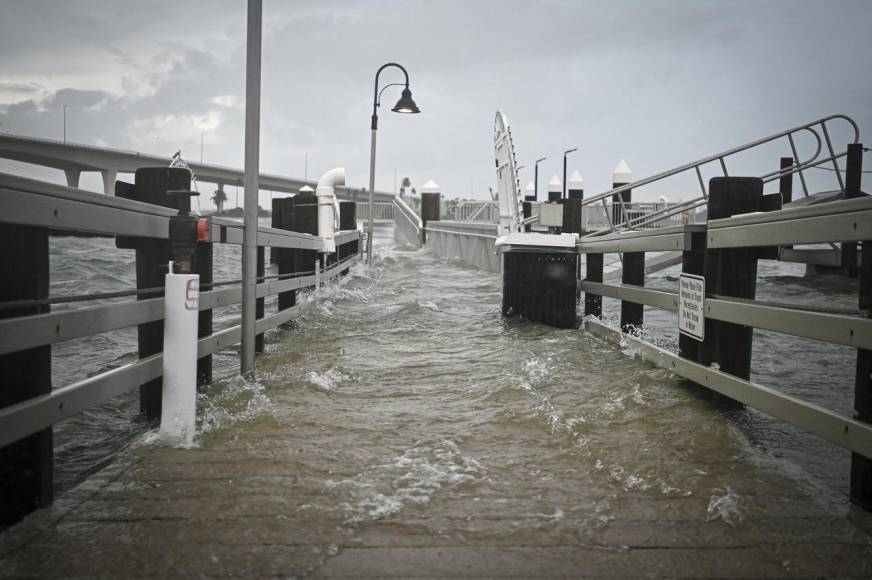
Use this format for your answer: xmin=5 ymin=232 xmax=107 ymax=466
xmin=678 ymin=273 xmax=705 ymax=341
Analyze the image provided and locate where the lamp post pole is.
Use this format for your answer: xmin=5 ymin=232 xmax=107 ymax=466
xmin=366 ymin=62 xmax=419 ymax=266
xmin=534 ymin=156 xmax=547 ymax=201
xmin=563 ymin=148 xmax=578 ymax=199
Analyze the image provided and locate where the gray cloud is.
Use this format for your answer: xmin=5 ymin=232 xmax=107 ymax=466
xmin=0 ymin=0 xmax=869 ymax=208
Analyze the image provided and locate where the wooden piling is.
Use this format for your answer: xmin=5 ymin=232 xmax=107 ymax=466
xmin=196 ymin=240 xmax=212 ymax=386
xmin=256 ymin=246 xmax=265 ymax=353
xmin=779 ymin=157 xmax=794 ymax=205
xmin=339 ymin=201 xmax=357 ymax=265
xmin=292 ymin=187 xmax=318 ymax=292
xmin=699 ymin=177 xmax=763 ymax=384
xmin=678 ymin=228 xmax=706 ymax=364
xmin=522 ymin=201 xmax=532 ymax=233
xmin=120 ymin=167 xmax=192 ymax=419
xmin=584 ymin=253 xmax=603 ymax=318
xmin=421 ymin=192 xmax=441 ymax=244
xmin=842 ymin=143 xmax=863 ymax=277
xmin=620 ymin=252 xmax=645 ymax=333
xmin=274 ymin=198 xmax=296 ymax=312
xmin=0 ymin=223 xmax=52 ymax=526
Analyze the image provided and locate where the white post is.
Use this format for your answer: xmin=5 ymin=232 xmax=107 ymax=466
xmin=160 ymin=266 xmax=200 ymax=446
xmin=240 ymin=0 xmax=262 ymax=377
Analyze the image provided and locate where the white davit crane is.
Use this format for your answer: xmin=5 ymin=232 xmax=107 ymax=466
xmin=493 ymin=110 xmax=523 ymax=237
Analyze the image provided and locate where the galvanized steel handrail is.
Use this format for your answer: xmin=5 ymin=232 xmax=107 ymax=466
xmin=581 ymin=114 xmax=860 ymax=231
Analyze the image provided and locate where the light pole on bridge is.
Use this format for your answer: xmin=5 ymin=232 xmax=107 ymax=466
xmin=533 ymin=156 xmax=547 ymax=201
xmin=563 ymin=148 xmax=578 ymax=199
xmin=366 ymin=62 xmax=420 ymax=266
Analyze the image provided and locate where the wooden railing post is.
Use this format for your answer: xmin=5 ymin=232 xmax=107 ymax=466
xmin=584 ymin=253 xmax=603 ymax=318
xmin=620 ymin=252 xmax=644 ymax=333
xmin=255 ymin=246 xmax=265 ymax=353
xmin=679 ymin=227 xmax=706 ymax=365
xmin=0 ymin=223 xmax=52 ymax=526
xmin=196 ymin=238 xmax=212 ymax=386
xmin=850 ymin=153 xmax=871 ymax=509
xmin=842 ymin=143 xmax=863 ymax=277
xmin=700 ymin=177 xmax=763 ymax=385
xmin=118 ymin=167 xmax=191 ymax=419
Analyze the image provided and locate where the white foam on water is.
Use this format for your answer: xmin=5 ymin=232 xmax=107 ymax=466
xmin=326 ymin=439 xmax=487 ymax=524
xmin=706 ymin=486 xmax=743 ymax=526
xmin=197 ymin=375 xmax=273 ymax=435
xmin=307 ymin=368 xmax=348 ymax=391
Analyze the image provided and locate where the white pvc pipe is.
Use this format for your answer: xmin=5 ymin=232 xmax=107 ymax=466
xmin=317 ymin=167 xmax=345 ymax=253
xmin=159 ymin=268 xmax=200 ymax=446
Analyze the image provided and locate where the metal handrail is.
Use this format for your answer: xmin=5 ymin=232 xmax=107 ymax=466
xmin=581 ymin=114 xmax=859 ymax=215
xmin=392 ymin=195 xmax=422 ymax=230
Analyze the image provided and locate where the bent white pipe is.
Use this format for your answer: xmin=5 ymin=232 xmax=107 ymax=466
xmin=317 ymin=167 xmax=345 ymax=253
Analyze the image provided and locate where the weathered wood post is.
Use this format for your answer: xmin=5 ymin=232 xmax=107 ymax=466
xmin=256 ymin=246 xmax=265 ymax=352
xmin=678 ymin=227 xmax=707 ymax=365
xmin=547 ymin=174 xmax=562 ymax=202
xmin=272 ymin=197 xmax=295 ymax=313
xmin=270 ymin=197 xmax=283 ymax=264
xmin=196 ymin=236 xmax=213 ymax=386
xmin=779 ymin=156 xmax=794 ymax=205
xmin=117 ymin=167 xmax=192 ymax=419
xmin=700 ymin=176 xmax=763 ymax=384
xmin=565 ymin=170 xmax=584 ymax=235
xmin=842 ymin=143 xmax=863 ymax=277
xmin=421 ymin=181 xmax=441 ymax=245
xmin=0 ymin=222 xmax=51 ymax=526
xmin=850 ymin=143 xmax=871 ymax=509
xmin=584 ymin=253 xmax=603 ymax=318
xmin=292 ymin=185 xmax=318 ymax=292
xmin=620 ymin=251 xmax=645 ymax=334
xmin=339 ymin=200 xmax=357 ymax=265
xmin=523 ymin=180 xmax=535 ymax=233
xmin=611 ymin=159 xmax=632 ymax=227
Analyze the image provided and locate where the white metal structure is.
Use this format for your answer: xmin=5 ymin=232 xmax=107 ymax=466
xmin=493 ymin=110 xmax=523 ymax=237
xmin=159 ymin=268 xmax=200 ymax=446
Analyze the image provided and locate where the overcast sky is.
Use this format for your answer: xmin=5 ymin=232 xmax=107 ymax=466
xmin=0 ymin=0 xmax=869 ymax=208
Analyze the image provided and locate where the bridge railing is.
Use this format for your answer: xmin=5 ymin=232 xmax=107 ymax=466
xmin=355 ymin=201 xmax=395 ymax=223
xmin=392 ymin=195 xmax=423 ymax=248
xmin=0 ymin=171 xmax=361 ymax=521
xmin=577 ymin=192 xmax=872 ymax=506
xmin=424 ymin=220 xmax=500 ymax=273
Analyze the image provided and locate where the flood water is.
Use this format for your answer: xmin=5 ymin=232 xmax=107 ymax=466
xmin=45 ymin=223 xmax=862 ymax=546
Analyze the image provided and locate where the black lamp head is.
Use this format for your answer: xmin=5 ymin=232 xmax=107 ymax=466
xmin=391 ymin=87 xmax=420 ymax=114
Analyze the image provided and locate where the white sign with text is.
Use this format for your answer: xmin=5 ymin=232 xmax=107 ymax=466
xmin=678 ymin=273 xmax=705 ymax=341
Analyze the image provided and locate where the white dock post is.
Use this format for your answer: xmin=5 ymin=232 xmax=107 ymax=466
xmin=160 ymin=266 xmax=199 ymax=446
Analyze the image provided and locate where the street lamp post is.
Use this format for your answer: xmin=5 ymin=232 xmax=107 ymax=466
xmin=534 ymin=156 xmax=547 ymax=201
xmin=562 ymin=148 xmax=578 ymax=199
xmin=366 ymin=62 xmax=420 ymax=266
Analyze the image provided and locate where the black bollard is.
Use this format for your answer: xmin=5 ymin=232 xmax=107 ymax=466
xmin=0 ymin=223 xmax=51 ymax=526
xmin=699 ymin=177 xmax=763 ymax=385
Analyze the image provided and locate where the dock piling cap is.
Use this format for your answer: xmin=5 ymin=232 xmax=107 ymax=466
xmin=299 ymin=185 xmax=314 ymax=194
xmin=547 ymin=174 xmax=562 ymax=192
xmin=568 ymin=170 xmax=584 ymax=190
xmin=421 ymin=179 xmax=441 ymax=194
xmin=613 ymin=159 xmax=632 ymax=184
xmin=524 ymin=180 xmax=535 ymax=195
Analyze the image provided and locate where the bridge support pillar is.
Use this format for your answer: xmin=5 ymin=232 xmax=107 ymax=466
xmin=0 ymin=223 xmax=52 ymax=527
xmin=699 ymin=176 xmax=762 ymax=395
xmin=64 ymin=169 xmax=80 ymax=189
xmin=101 ymin=168 xmax=118 ymax=195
